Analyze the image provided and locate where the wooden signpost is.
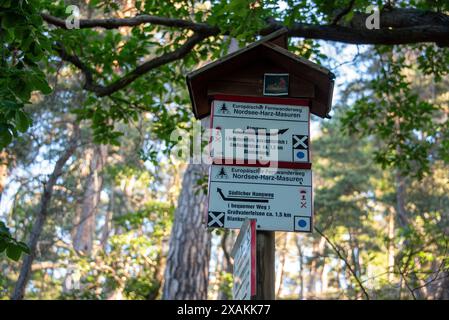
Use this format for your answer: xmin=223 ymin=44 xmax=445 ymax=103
xmin=186 ymin=28 xmax=335 ymax=300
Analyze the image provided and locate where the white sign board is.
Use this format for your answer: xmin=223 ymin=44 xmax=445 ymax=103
xmin=207 ymin=165 xmax=313 ymax=232
xmin=231 ymin=219 xmax=256 ymax=300
xmin=210 ymin=99 xmax=310 ymax=164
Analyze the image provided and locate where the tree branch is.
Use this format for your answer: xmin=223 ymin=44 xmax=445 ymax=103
xmin=11 ymin=126 xmax=80 ymax=300
xmin=315 ymin=227 xmax=370 ymax=300
xmin=43 ymin=7 xmax=449 ymax=97
xmin=43 ymin=8 xmax=449 ymax=47
xmin=396 ymin=264 xmax=418 ymax=300
xmin=41 ymin=12 xmax=219 ymax=33
xmin=53 ymin=42 xmax=100 ymax=93
xmin=55 ymin=32 xmax=210 ymax=97
xmin=281 ymin=23 xmax=449 ymax=47
xmin=331 ymin=0 xmax=356 ymax=25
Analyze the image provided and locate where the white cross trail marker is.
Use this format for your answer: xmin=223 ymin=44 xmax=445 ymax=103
xmin=207 ymin=211 xmax=225 ymax=227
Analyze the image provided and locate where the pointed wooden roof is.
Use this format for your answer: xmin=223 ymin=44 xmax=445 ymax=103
xmin=186 ymin=28 xmax=335 ymax=119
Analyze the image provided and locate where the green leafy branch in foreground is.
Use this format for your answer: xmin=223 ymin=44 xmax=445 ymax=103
xmin=341 ymin=47 xmax=444 ymax=179
xmin=0 ymin=221 xmax=29 ymax=261
xmin=0 ymin=0 xmax=52 ymax=149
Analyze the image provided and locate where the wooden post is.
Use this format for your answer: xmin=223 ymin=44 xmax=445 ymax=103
xmin=255 ymin=231 xmax=275 ymax=300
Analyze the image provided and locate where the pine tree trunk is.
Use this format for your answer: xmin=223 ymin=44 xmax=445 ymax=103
xmin=387 ymin=207 xmax=395 ymax=283
xmin=276 ymin=233 xmax=288 ymax=298
xmin=101 ymin=188 xmax=114 ymax=249
xmin=437 ymin=272 xmax=449 ymax=299
xmin=11 ymin=129 xmax=79 ymax=300
xmin=307 ymin=237 xmax=325 ymax=297
xmin=320 ymin=258 xmax=328 ymax=294
xmin=147 ymin=239 xmax=166 ymax=300
xmin=162 ymin=163 xmax=211 ymax=300
xmin=218 ymin=230 xmax=233 ymax=300
xmin=307 ymin=241 xmax=318 ymax=296
xmin=296 ymin=236 xmax=305 ymax=299
xmin=73 ymin=144 xmax=107 ymax=254
xmin=395 ymin=172 xmax=410 ymax=227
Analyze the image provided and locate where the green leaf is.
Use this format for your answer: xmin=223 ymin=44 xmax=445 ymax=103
xmin=344 ymin=11 xmax=354 ymax=23
xmin=15 ymin=110 xmax=31 ymax=133
xmin=1 ymin=12 xmax=23 ymax=29
xmin=0 ymin=240 xmax=7 ymax=253
xmin=10 ymin=78 xmax=31 ymax=102
xmin=6 ymin=243 xmax=22 ymax=261
xmin=34 ymin=76 xmax=52 ymax=95
xmin=0 ymin=99 xmax=20 ymax=110
xmin=0 ymin=126 xmax=13 ymax=148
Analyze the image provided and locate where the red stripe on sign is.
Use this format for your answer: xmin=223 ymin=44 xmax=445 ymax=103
xmin=205 ymin=101 xmax=214 ymax=226
xmin=250 ymin=219 xmax=257 ymax=298
xmin=212 ymin=94 xmax=310 ymax=107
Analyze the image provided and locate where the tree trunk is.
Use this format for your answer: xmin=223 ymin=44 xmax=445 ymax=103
xmin=146 ymin=238 xmax=167 ymax=300
xmin=162 ymin=163 xmax=211 ymax=299
xmin=0 ymin=150 xmax=9 ymax=203
xmin=320 ymin=257 xmax=328 ymax=294
xmin=100 ymin=188 xmax=114 ymax=249
xmin=73 ymin=144 xmax=107 ymax=254
xmin=296 ymin=236 xmax=305 ymax=300
xmin=387 ymin=207 xmax=395 ymax=283
xmin=11 ymin=129 xmax=79 ymax=300
xmin=349 ymin=233 xmax=361 ymax=278
xmin=395 ymin=171 xmax=426 ymax=299
xmin=307 ymin=237 xmax=325 ymax=297
xmin=218 ymin=230 xmax=233 ymax=300
xmin=275 ymin=233 xmax=288 ymax=298
xmin=437 ymin=272 xmax=449 ymax=300
xmin=395 ymin=172 xmax=410 ymax=227
xmin=307 ymin=241 xmax=319 ymax=297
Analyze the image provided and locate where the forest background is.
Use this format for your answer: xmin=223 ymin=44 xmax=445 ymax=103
xmin=1 ymin=0 xmax=449 ymax=300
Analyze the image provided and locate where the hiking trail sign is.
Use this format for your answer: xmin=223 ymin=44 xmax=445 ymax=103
xmin=210 ymin=95 xmax=311 ymax=166
xmin=231 ymin=219 xmax=257 ymax=300
xmin=187 ymin=28 xmax=335 ymax=299
xmin=207 ymin=165 xmax=312 ymax=232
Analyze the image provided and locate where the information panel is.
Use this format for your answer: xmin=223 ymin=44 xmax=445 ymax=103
xmin=210 ymin=99 xmax=310 ymax=164
xmin=207 ymin=165 xmax=313 ymax=232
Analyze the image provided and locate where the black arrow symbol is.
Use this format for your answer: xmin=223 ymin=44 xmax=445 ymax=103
xmin=249 ymin=128 xmax=289 ymax=135
xmin=277 ymin=128 xmax=289 ymax=135
xmin=217 ymin=188 xmax=270 ymax=203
